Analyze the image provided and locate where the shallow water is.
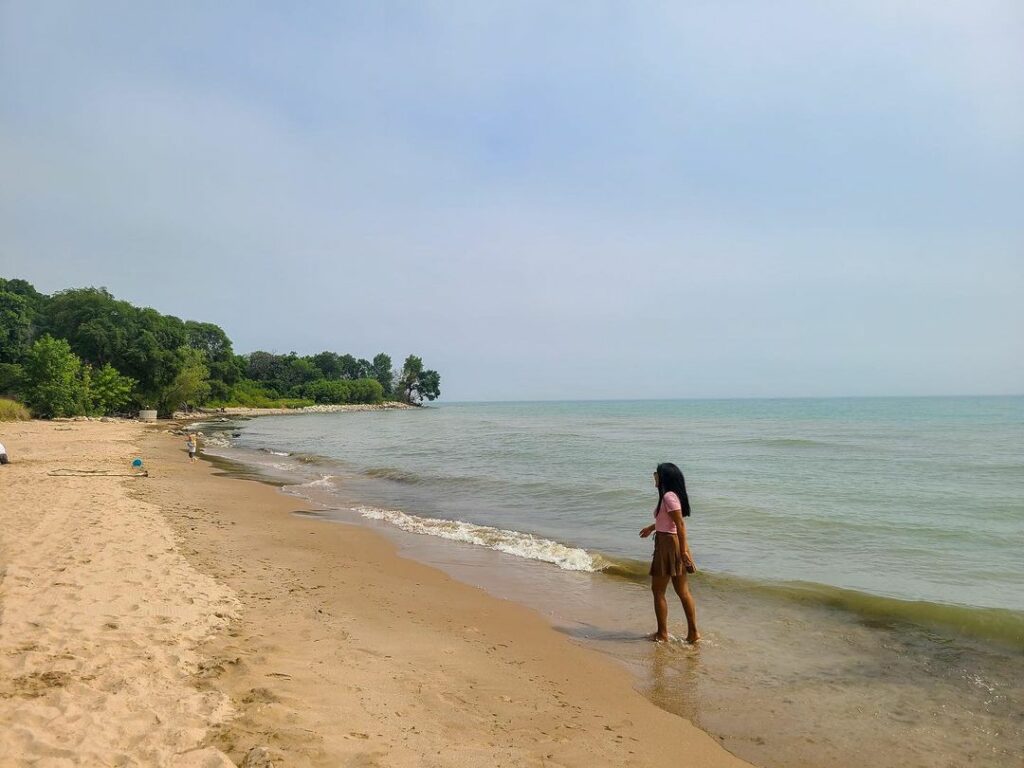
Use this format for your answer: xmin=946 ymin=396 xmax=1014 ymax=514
xmin=199 ymin=396 xmax=1024 ymax=768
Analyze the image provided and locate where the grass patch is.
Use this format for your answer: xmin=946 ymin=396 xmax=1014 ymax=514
xmin=0 ymin=398 xmax=31 ymax=421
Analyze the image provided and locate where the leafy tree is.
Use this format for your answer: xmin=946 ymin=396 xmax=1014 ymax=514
xmin=0 ymin=277 xmax=46 ymax=359
xmin=0 ymin=290 xmax=34 ymax=363
xmin=398 ymin=355 xmax=441 ymax=404
xmin=186 ymin=321 xmax=241 ymax=400
xmin=371 ymin=353 xmax=393 ymax=396
xmin=88 ymin=363 xmax=137 ymax=415
xmin=244 ymin=351 xmax=323 ymax=395
xmin=415 ymin=369 xmax=441 ymax=402
xmin=205 ymin=356 xmax=245 ymax=401
xmin=185 ymin=320 xmax=233 ymax=362
xmin=247 ymin=351 xmax=278 ymax=382
xmin=43 ymin=287 xmax=188 ymax=405
xmin=157 ymin=347 xmax=210 ymax=415
xmin=44 ymin=287 xmax=128 ymax=365
xmin=311 ymin=351 xmax=343 ymax=379
xmin=279 ymin=354 xmax=321 ymax=393
xmin=0 ymin=363 xmax=23 ymax=395
xmin=23 ymin=335 xmax=85 ymax=418
xmin=337 ymin=354 xmax=371 ymax=380
xmin=2 ymin=276 xmax=445 ymax=412
xmin=0 ymin=278 xmax=45 ymax=304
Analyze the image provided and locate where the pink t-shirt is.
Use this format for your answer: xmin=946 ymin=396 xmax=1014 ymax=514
xmin=654 ymin=491 xmax=682 ymax=534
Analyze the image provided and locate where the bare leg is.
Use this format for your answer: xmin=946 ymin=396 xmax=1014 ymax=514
xmin=671 ymin=573 xmax=700 ymax=643
xmin=650 ymin=575 xmax=671 ymax=642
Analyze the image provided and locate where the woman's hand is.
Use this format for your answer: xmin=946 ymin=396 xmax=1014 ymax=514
xmin=639 ymin=524 xmax=655 ymax=538
xmin=682 ymin=549 xmax=697 ymax=573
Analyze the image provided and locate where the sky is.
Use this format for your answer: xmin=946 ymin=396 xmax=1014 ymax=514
xmin=1 ymin=1 xmax=1022 ymax=401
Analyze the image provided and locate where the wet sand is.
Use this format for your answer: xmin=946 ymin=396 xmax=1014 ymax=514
xmin=0 ymin=419 xmax=751 ymax=767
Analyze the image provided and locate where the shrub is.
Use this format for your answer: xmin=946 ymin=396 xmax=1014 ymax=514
xmin=207 ymin=379 xmax=314 ymax=409
xmin=0 ymin=397 xmax=30 ymax=421
xmin=87 ymin=363 xmax=137 ymax=415
xmin=23 ymin=335 xmax=86 ymax=418
xmin=302 ymin=378 xmax=384 ymax=405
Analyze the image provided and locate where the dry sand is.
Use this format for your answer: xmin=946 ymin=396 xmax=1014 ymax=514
xmin=0 ymin=420 xmax=752 ymax=767
xmin=0 ymin=421 xmax=238 ymax=767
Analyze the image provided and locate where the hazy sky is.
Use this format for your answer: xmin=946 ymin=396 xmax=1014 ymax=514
xmin=2 ymin=2 xmax=1021 ymax=400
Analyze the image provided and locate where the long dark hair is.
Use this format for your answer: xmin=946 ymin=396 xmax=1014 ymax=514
xmin=654 ymin=462 xmax=691 ymax=518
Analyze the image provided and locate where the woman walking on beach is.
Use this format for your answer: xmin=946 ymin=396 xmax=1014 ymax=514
xmin=185 ymin=433 xmax=198 ymax=463
xmin=640 ymin=462 xmax=700 ymax=643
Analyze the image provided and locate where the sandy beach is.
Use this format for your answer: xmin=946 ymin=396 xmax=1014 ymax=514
xmin=0 ymin=419 xmax=751 ymax=767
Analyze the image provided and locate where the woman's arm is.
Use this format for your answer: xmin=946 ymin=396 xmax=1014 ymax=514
xmin=669 ymin=508 xmax=696 ymax=571
xmin=639 ymin=523 xmax=656 ymax=538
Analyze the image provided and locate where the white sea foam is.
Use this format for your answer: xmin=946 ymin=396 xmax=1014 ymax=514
xmin=305 ymin=474 xmax=337 ymax=489
xmin=201 ymin=433 xmax=232 ymax=448
xmin=262 ymin=449 xmax=291 ymax=456
xmin=353 ymin=505 xmax=601 ymax=572
xmin=284 ymin=474 xmax=339 ymax=493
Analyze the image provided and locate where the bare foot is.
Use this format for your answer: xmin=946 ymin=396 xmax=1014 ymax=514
xmin=685 ymin=633 xmax=702 ymax=644
xmin=647 ymin=632 xmax=669 ymax=643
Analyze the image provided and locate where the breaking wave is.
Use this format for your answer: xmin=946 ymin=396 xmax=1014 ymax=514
xmin=353 ymin=505 xmax=603 ymax=572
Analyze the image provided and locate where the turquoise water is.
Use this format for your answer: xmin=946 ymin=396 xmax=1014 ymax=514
xmin=231 ymin=397 xmax=1024 ymax=614
xmin=202 ymin=396 xmax=1024 ymax=768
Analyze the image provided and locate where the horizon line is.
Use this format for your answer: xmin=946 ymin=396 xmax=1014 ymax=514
xmin=434 ymin=393 xmax=1024 ymax=405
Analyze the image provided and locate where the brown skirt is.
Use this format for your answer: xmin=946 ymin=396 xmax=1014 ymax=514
xmin=649 ymin=532 xmax=684 ymax=577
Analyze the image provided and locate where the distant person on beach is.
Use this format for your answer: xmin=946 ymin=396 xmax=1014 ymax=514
xmin=0 ymin=441 xmax=8 ymax=465
xmin=185 ymin=434 xmax=198 ymax=463
xmin=639 ymin=462 xmax=700 ymax=643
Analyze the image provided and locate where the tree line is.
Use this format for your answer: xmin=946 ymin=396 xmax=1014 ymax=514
xmin=0 ymin=277 xmax=440 ymax=418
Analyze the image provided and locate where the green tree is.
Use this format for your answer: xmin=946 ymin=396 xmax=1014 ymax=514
xmin=3 ymin=277 xmax=446 ymax=413
xmin=0 ymin=278 xmax=45 ymax=304
xmin=44 ymin=287 xmax=129 ymax=366
xmin=44 ymin=287 xmax=188 ymax=404
xmin=244 ymin=351 xmax=321 ymax=395
xmin=280 ymin=354 xmax=321 ymax=393
xmin=186 ymin=320 xmax=241 ymax=400
xmin=398 ymin=355 xmax=441 ymax=404
xmin=337 ymin=354 xmax=371 ymax=380
xmin=205 ymin=356 xmax=245 ymax=401
xmin=185 ymin=320 xmax=233 ymax=362
xmin=246 ymin=351 xmax=278 ymax=382
xmin=0 ymin=290 xmax=34 ymax=364
xmin=0 ymin=363 xmax=23 ymax=395
xmin=371 ymin=353 xmax=393 ymax=397
xmin=88 ymin=363 xmax=137 ymax=415
xmin=0 ymin=278 xmax=46 ymax=362
xmin=158 ymin=347 xmax=210 ymax=415
xmin=311 ymin=351 xmax=343 ymax=379
xmin=23 ymin=335 xmax=85 ymax=418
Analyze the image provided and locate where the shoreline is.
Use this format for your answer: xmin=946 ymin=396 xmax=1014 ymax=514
xmin=195 ymin=406 xmax=1024 ymax=768
xmin=0 ymin=419 xmax=751 ymax=767
xmin=174 ymin=401 xmax=416 ymax=419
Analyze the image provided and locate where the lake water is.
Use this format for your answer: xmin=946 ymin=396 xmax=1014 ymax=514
xmin=201 ymin=397 xmax=1024 ymax=768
